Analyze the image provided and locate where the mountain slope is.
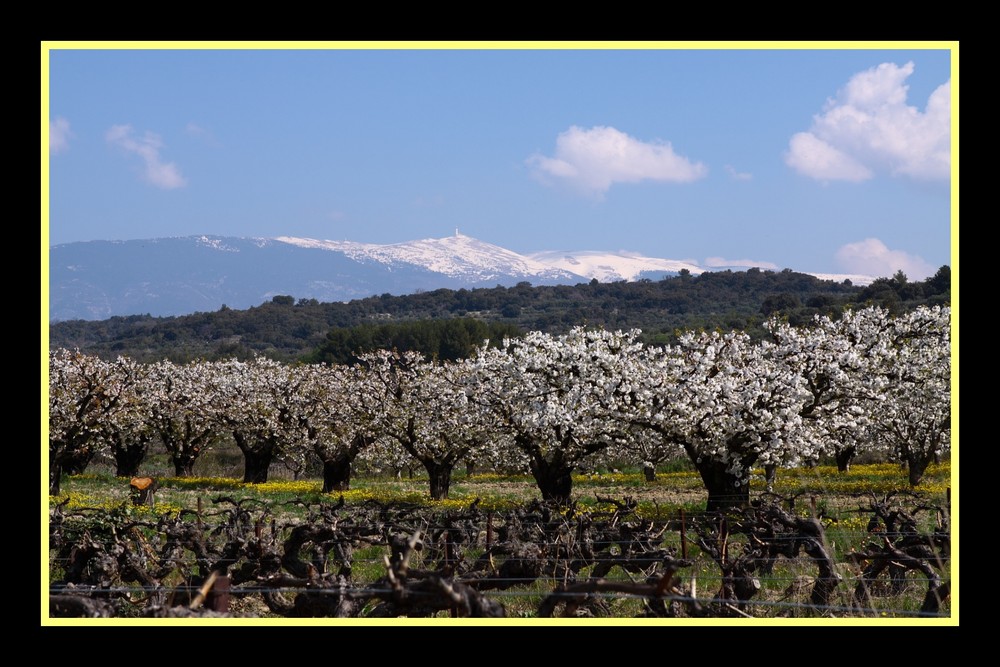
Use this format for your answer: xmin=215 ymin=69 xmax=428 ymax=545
xmin=276 ymin=233 xmax=577 ymax=282
xmin=48 ymin=233 xmax=876 ymax=322
xmin=51 ymin=267 xmax=893 ymax=364
xmin=49 ymin=234 xmax=582 ymax=321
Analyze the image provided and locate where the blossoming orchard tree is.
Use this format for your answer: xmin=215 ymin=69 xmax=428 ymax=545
xmin=766 ymin=306 xmax=896 ymax=473
xmin=358 ymin=350 xmax=487 ymax=500
xmin=299 ymin=363 xmax=378 ymax=493
xmin=98 ymin=362 xmax=156 ymax=478
xmin=767 ymin=304 xmax=951 ymax=484
xmin=627 ymin=330 xmax=814 ymax=511
xmin=210 ymin=358 xmax=313 ymax=484
xmin=146 ymin=360 xmax=224 ymax=477
xmin=870 ymin=306 xmax=951 ymax=486
xmin=469 ymin=328 xmax=642 ymax=503
xmin=48 ymin=350 xmax=146 ymax=494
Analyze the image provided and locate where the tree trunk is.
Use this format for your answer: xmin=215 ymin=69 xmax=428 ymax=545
xmin=319 ymin=432 xmax=371 ymax=492
xmin=529 ymin=457 xmax=574 ymax=504
xmin=60 ymin=446 xmax=94 ymax=476
xmin=907 ymin=454 xmax=931 ymax=487
xmin=234 ymin=433 xmax=276 ymax=484
xmin=241 ymin=447 xmax=274 ymax=484
xmin=49 ymin=458 xmax=63 ymax=496
xmin=425 ymin=461 xmax=454 ymax=501
xmin=835 ymin=446 xmax=857 ymax=473
xmin=764 ymin=464 xmax=777 ymax=490
xmin=162 ymin=432 xmax=204 ymax=478
xmin=50 ymin=440 xmax=91 ymax=493
xmin=113 ymin=439 xmax=150 ymax=478
xmin=173 ymin=454 xmax=197 ymax=477
xmin=322 ymin=455 xmax=353 ymax=493
xmin=695 ymin=460 xmax=750 ymax=512
xmin=643 ymin=465 xmax=656 ymax=482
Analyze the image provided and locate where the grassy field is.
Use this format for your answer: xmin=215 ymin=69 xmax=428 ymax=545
xmin=50 ymin=459 xmax=951 ymax=518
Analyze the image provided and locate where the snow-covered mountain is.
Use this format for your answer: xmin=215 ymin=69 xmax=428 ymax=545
xmin=48 ymin=233 xmax=874 ymax=321
xmin=528 ymin=250 xmax=705 ymax=283
xmin=275 ymin=233 xmax=576 ymax=283
xmin=49 ymin=234 xmax=584 ymax=321
xmin=528 ymin=250 xmax=874 ymax=287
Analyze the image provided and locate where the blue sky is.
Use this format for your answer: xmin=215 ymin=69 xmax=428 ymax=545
xmin=44 ymin=43 xmax=955 ymax=280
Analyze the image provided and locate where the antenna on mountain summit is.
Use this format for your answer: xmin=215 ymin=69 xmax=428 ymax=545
xmin=455 ymin=228 xmax=460 ymax=237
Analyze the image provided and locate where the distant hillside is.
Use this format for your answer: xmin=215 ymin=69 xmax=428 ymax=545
xmin=48 ymin=233 xmax=877 ymax=322
xmin=48 ymin=266 xmax=950 ymax=364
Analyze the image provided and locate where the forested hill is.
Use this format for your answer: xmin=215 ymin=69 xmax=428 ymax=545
xmin=48 ymin=266 xmax=951 ymax=364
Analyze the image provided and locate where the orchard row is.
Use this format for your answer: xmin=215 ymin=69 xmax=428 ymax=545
xmin=49 ymin=305 xmax=950 ymax=509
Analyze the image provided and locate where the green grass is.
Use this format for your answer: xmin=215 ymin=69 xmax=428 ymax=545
xmin=51 ymin=461 xmax=951 ymax=541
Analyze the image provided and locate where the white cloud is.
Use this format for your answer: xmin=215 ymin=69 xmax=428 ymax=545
xmin=527 ymin=125 xmax=707 ymax=197
xmin=50 ymin=117 xmax=71 ymax=154
xmin=785 ymin=133 xmax=873 ymax=182
xmin=106 ymin=124 xmax=187 ymax=189
xmin=724 ymin=165 xmax=752 ymax=181
xmin=704 ymin=256 xmax=779 ymax=269
xmin=835 ymin=238 xmax=935 ymax=280
xmin=786 ymin=62 xmax=950 ymax=182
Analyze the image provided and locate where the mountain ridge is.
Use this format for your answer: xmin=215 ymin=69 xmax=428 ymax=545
xmin=48 ymin=233 xmax=875 ymax=322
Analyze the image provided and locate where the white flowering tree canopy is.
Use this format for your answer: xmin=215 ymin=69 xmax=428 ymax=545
xmin=469 ymin=327 xmax=643 ymax=501
xmin=356 ymin=350 xmax=490 ymax=499
xmin=870 ymin=305 xmax=951 ymax=485
xmin=47 ymin=304 xmax=950 ymax=501
xmin=767 ymin=304 xmax=951 ymax=484
xmin=48 ymin=349 xmax=147 ymax=493
xmin=624 ymin=329 xmax=814 ymax=509
xmin=293 ymin=362 xmax=380 ymax=491
xmin=765 ymin=306 xmax=896 ymax=470
xmin=145 ymin=359 xmax=225 ymax=477
xmin=209 ymin=357 xmax=315 ymax=483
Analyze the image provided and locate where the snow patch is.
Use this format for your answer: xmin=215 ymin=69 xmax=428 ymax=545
xmin=196 ymin=236 xmax=241 ymax=252
xmin=529 ymin=250 xmax=704 ymax=282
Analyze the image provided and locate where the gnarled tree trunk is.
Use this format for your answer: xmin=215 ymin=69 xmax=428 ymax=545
xmin=50 ymin=442 xmax=95 ymax=494
xmin=112 ymin=435 xmax=151 ymax=478
xmin=529 ymin=456 xmax=574 ymax=504
xmin=61 ymin=446 xmax=94 ymax=475
xmin=764 ymin=464 xmax=777 ymax=490
xmin=694 ymin=459 xmax=751 ymax=512
xmin=173 ymin=452 xmax=198 ymax=477
xmin=322 ymin=455 xmax=353 ymax=493
xmin=424 ymin=461 xmax=454 ymax=501
xmin=906 ymin=454 xmax=932 ymax=487
xmin=835 ymin=446 xmax=857 ymax=473
xmin=318 ymin=432 xmax=371 ymax=492
xmin=49 ymin=456 xmax=63 ymax=496
xmin=233 ymin=432 xmax=279 ymax=484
